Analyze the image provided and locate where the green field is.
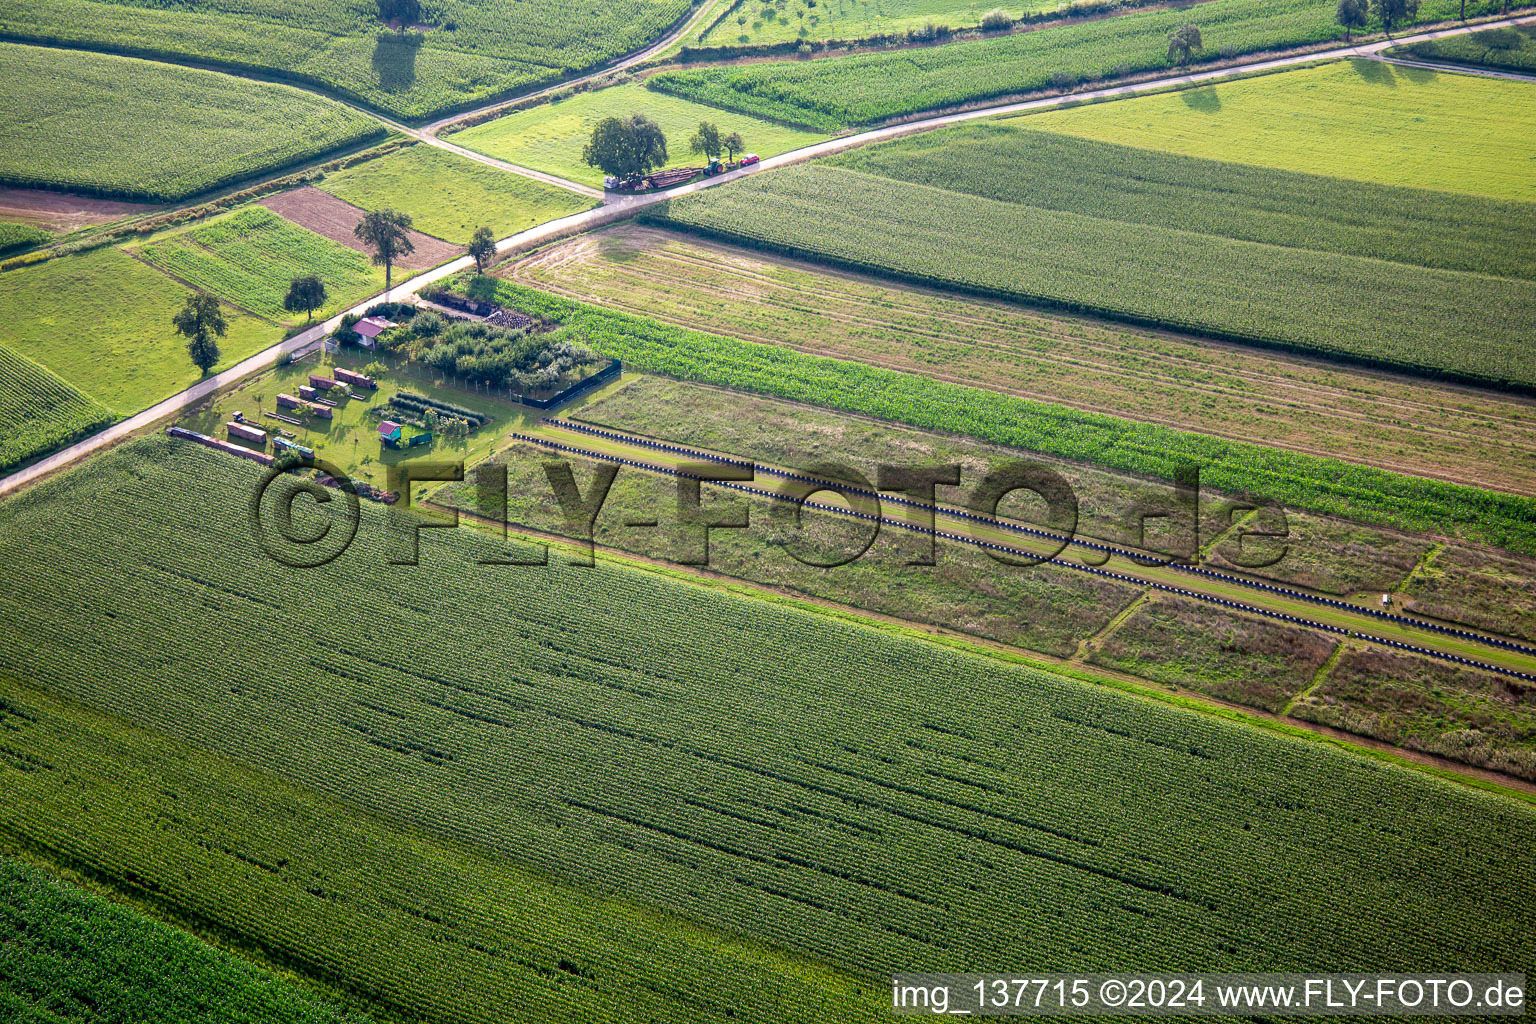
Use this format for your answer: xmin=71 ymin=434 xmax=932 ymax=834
xmin=0 ymin=43 xmax=385 ymax=202
xmin=0 ymin=220 xmax=50 ymax=257
xmin=0 ymin=247 xmax=275 ymax=414
xmin=0 ymin=0 xmax=693 ymax=121
xmin=695 ymin=0 xmax=1041 ymax=46
xmin=1395 ymin=23 xmax=1536 ymax=72
xmin=645 ymin=163 xmax=1535 ymax=387
xmin=649 ymin=0 xmax=1520 ymax=128
xmin=453 ymin=83 xmax=829 ymax=187
xmin=318 ymin=145 xmax=595 ymax=244
xmin=0 ymin=855 xmax=368 ymax=1023
xmin=0 ymin=437 xmax=1532 ymax=1024
xmin=133 ymin=207 xmax=388 ymax=324
xmin=1025 ymin=60 xmax=1536 ymax=201
xmin=459 ymin=276 xmax=1536 ymax=554
xmin=0 ymin=345 xmax=114 ymax=473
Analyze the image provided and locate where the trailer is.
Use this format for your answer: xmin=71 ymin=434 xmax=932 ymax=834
xmin=309 ymin=374 xmax=338 ymax=390
xmin=276 ymin=392 xmax=331 ymax=419
xmin=272 ymin=436 xmax=315 ymax=459
xmin=226 ymin=420 xmax=268 ymax=445
xmin=299 ymin=385 xmax=319 ymax=401
xmin=276 ymin=392 xmax=302 ymax=410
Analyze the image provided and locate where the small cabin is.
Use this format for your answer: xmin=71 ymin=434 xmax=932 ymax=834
xmin=354 ymin=317 xmax=397 ymax=349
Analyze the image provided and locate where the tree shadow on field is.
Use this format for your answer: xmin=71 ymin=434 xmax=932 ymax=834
xmin=1179 ymin=86 xmax=1221 ymax=112
xmin=1351 ymin=57 xmax=1398 ymax=86
xmin=373 ymin=31 xmax=422 ymax=93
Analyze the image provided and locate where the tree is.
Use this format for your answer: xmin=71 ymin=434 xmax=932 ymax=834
xmin=282 ymin=274 xmax=327 ymax=322
xmin=468 ymin=226 xmax=497 ymax=273
xmin=354 ymin=209 xmax=415 ymax=292
xmin=722 ymin=131 xmax=746 ymax=162
xmin=1370 ymin=0 xmax=1416 ymax=31
xmin=689 ymin=121 xmax=722 ymax=161
xmin=581 ymin=114 xmax=668 ymax=182
xmin=1167 ymin=24 xmax=1203 ymax=64
xmin=1336 ymin=0 xmax=1369 ymax=41
xmin=377 ymin=0 xmax=420 ymax=29
xmin=172 ymin=293 xmax=226 ymax=375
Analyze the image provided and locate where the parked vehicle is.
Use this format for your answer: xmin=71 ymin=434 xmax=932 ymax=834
xmin=702 ymin=158 xmax=726 ymax=177
xmin=603 ymin=175 xmax=620 ymax=190
xmin=739 ymin=153 xmax=760 ymax=166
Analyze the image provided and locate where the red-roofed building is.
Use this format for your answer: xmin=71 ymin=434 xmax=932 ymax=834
xmin=354 ymin=316 xmax=397 ymax=349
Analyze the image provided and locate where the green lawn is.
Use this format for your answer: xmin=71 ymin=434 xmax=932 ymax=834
xmin=1396 ymin=24 xmax=1536 ymax=72
xmin=132 ymin=207 xmax=388 ymax=325
xmin=0 ymin=247 xmax=276 ymax=414
xmin=1023 ymin=59 xmax=1536 ymax=201
xmin=318 ymin=145 xmax=595 ymax=244
xmin=0 ymin=42 xmax=385 ymax=202
xmin=453 ymin=83 xmax=829 ymax=187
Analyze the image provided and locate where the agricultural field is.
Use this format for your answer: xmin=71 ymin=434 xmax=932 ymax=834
xmin=260 ymin=187 xmax=464 ymax=270
xmin=1394 ymin=23 xmax=1536 ymax=72
xmin=0 ymin=246 xmax=275 ymax=414
xmin=0 ymin=0 xmax=695 ymax=120
xmin=1024 ymin=60 xmax=1536 ymax=201
xmin=648 ymin=0 xmax=1515 ymax=128
xmin=132 ymin=207 xmax=390 ymax=325
xmin=461 ymin=276 xmax=1536 ymax=555
xmin=317 ymin=145 xmax=595 ymax=244
xmin=0 ymin=345 xmax=115 ymax=473
xmin=510 ymin=225 xmax=1536 ymax=494
xmin=0 ymin=43 xmax=385 ymax=202
xmin=694 ymin=0 xmax=1040 ymax=46
xmin=645 ymin=162 xmax=1535 ymax=387
xmin=0 ymin=219 xmax=49 ymax=257
xmin=1086 ymin=595 xmax=1338 ymax=711
xmin=1405 ymin=543 xmax=1536 ymax=643
xmin=1290 ymin=647 xmax=1536 ymax=781
xmin=452 ymin=83 xmax=828 ymax=188
xmin=0 ymin=854 xmax=368 ymax=1023
xmin=0 ymin=438 xmax=1531 ymax=1024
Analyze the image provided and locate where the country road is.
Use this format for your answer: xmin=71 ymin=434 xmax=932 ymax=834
xmin=2 ymin=11 xmax=1532 ymax=501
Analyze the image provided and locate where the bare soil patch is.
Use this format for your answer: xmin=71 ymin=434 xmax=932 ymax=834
xmin=0 ymin=187 xmax=153 ymax=232
xmin=259 ymin=186 xmax=462 ymax=270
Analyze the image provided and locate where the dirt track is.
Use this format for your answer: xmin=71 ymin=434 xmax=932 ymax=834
xmin=0 ymin=186 xmax=152 ymax=232
xmin=259 ymin=186 xmax=462 ymax=270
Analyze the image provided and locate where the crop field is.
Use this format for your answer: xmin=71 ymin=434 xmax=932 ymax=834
xmin=695 ymin=0 xmax=1045 ymax=46
xmin=0 ymin=247 xmax=275 ymax=414
xmin=260 ymin=186 xmax=464 ymax=270
xmin=0 ymin=43 xmax=385 ymax=202
xmin=1204 ymin=513 xmax=1433 ymax=597
xmin=0 ymin=0 xmax=694 ymax=120
xmin=647 ymin=0 xmax=1513 ymax=128
xmin=0 ymin=345 xmax=115 ymax=473
xmin=461 ymin=277 xmax=1536 ymax=555
xmin=1024 ymin=60 xmax=1536 ymax=201
xmin=646 ymin=163 xmax=1536 ymax=388
xmin=317 ymin=145 xmax=594 ymax=244
xmin=133 ymin=207 xmax=389 ymax=325
xmin=1086 ymin=595 xmax=1338 ymax=711
xmin=1397 ymin=23 xmax=1536 ymax=71
xmin=0 ymin=219 xmax=50 ymax=257
xmin=452 ymin=84 xmax=828 ymax=188
xmin=0 ymin=854 xmax=366 ymax=1022
xmin=510 ymin=225 xmax=1536 ymax=495
xmin=0 ymin=438 xmax=1532 ymax=1022
xmin=1290 ymin=647 xmax=1536 ymax=781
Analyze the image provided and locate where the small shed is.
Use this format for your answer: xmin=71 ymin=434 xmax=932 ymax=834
xmin=354 ymin=317 xmax=397 ymax=349
xmin=378 ymin=420 xmax=403 ymax=445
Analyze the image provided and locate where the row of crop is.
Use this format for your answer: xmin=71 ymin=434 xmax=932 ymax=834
xmin=0 ymin=42 xmax=385 ymax=202
xmin=0 ymin=439 xmax=1532 ymax=993
xmin=828 ymin=123 xmax=1536 ymax=281
xmin=134 ymin=207 xmax=377 ymax=322
xmin=0 ymin=0 xmax=695 ymax=120
xmin=643 ymin=164 xmax=1536 ymax=389
xmin=461 ymin=277 xmax=1536 ymax=556
xmin=648 ymin=0 xmax=1528 ymax=128
xmin=0 ymin=344 xmax=114 ymax=474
